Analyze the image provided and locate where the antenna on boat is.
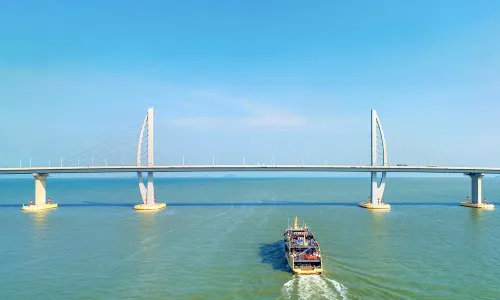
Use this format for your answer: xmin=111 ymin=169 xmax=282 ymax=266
xmin=287 ymin=217 xmax=290 ymax=229
xmin=293 ymin=216 xmax=298 ymax=229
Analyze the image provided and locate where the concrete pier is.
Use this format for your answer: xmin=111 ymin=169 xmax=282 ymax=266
xmin=134 ymin=171 xmax=165 ymax=211
xmin=460 ymin=173 xmax=494 ymax=209
xmin=358 ymin=172 xmax=391 ymax=210
xmin=34 ymin=173 xmax=48 ymax=206
xmin=470 ymin=173 xmax=483 ymax=205
xmin=22 ymin=173 xmax=58 ymax=211
xmin=146 ymin=171 xmax=155 ymax=205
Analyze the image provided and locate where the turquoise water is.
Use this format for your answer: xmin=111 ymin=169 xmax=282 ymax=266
xmin=1 ymin=177 xmax=499 ymax=299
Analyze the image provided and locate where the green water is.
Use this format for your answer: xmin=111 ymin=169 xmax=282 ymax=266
xmin=1 ymin=177 xmax=499 ymax=299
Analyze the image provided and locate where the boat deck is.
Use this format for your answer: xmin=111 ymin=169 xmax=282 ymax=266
xmin=289 ymin=243 xmax=319 ymax=249
xmin=294 ymin=259 xmax=321 ymax=263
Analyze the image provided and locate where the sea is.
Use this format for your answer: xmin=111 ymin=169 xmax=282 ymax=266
xmin=0 ymin=176 xmax=499 ymax=299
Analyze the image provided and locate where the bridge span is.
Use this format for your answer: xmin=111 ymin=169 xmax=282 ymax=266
xmin=3 ymin=165 xmax=500 ymax=174
xmin=11 ymin=108 xmax=495 ymax=211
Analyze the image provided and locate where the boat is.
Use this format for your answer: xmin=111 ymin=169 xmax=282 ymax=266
xmin=283 ymin=216 xmax=323 ymax=275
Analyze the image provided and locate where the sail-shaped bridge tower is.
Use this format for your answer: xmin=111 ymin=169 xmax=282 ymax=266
xmin=358 ymin=109 xmax=391 ymax=210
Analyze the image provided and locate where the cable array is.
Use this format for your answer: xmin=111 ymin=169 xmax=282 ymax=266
xmin=375 ymin=123 xmax=385 ymax=166
xmin=58 ymin=122 xmax=144 ymax=167
xmin=138 ymin=121 xmax=149 ymax=166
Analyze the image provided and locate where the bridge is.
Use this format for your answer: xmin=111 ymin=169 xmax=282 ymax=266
xmin=10 ymin=108 xmax=494 ymax=211
xmin=4 ymin=165 xmax=500 ymax=174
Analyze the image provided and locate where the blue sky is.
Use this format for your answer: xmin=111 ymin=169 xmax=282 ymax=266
xmin=1 ymin=1 xmax=500 ymax=169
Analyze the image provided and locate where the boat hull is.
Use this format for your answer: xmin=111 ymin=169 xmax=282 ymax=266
xmin=293 ymin=268 xmax=323 ymax=275
xmin=286 ymin=253 xmax=322 ymax=275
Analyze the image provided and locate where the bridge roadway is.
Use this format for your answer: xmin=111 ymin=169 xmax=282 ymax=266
xmin=1 ymin=165 xmax=500 ymax=175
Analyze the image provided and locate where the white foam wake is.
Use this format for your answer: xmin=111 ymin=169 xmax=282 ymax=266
xmin=322 ymin=277 xmax=348 ymax=300
xmin=281 ymin=278 xmax=295 ymax=299
xmin=281 ymin=275 xmax=348 ymax=300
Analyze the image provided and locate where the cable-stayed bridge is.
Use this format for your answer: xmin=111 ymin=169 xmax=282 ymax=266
xmin=5 ymin=108 xmax=494 ymax=211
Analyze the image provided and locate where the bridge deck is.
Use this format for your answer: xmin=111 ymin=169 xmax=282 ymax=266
xmin=0 ymin=165 xmax=500 ymax=175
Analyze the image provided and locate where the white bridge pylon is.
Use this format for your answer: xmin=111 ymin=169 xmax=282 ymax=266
xmin=359 ymin=109 xmax=391 ymax=210
xmin=135 ymin=107 xmax=166 ymax=211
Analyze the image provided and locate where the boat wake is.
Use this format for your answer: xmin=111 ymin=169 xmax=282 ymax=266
xmin=281 ymin=275 xmax=348 ymax=300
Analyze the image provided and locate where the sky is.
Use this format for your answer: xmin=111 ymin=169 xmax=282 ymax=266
xmin=1 ymin=1 xmax=500 ymax=170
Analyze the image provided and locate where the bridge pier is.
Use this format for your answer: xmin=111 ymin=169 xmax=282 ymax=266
xmin=22 ymin=173 xmax=58 ymax=211
xmin=359 ymin=172 xmax=391 ymax=210
xmin=134 ymin=171 xmax=165 ymax=211
xmin=460 ymin=173 xmax=494 ymax=209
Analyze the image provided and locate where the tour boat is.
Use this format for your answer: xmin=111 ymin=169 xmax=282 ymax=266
xmin=284 ymin=217 xmax=323 ymax=275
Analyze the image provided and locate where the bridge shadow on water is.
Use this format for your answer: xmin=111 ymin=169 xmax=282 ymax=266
xmin=0 ymin=201 xmax=463 ymax=208
xmin=390 ymin=202 xmax=459 ymax=207
xmin=259 ymin=240 xmax=291 ymax=273
xmin=168 ymin=201 xmax=358 ymax=207
xmin=0 ymin=201 xmax=136 ymax=208
xmin=59 ymin=201 xmax=135 ymax=208
xmin=167 ymin=201 xmax=461 ymax=207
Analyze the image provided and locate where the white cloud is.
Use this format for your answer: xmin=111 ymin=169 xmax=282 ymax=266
xmin=170 ymin=116 xmax=230 ymax=129
xmin=169 ymin=89 xmax=307 ymax=129
xmin=166 ymin=89 xmax=367 ymax=135
xmin=1 ymin=70 xmax=362 ymax=134
xmin=170 ymin=115 xmax=306 ymax=129
xmin=245 ymin=115 xmax=306 ymax=127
